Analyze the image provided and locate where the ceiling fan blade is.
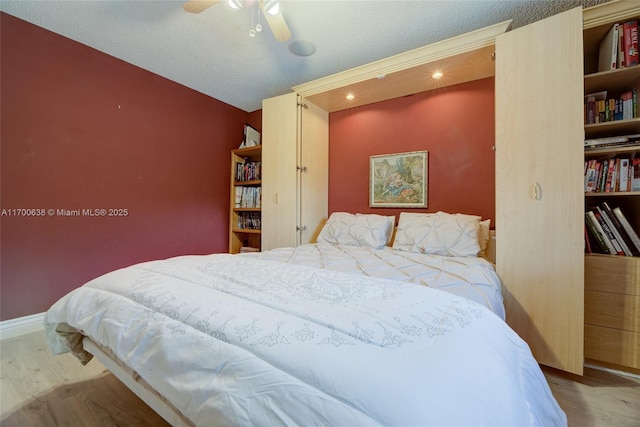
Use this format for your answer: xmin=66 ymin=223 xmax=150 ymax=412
xmin=260 ymin=0 xmax=291 ymax=42
xmin=183 ymin=0 xmax=221 ymax=14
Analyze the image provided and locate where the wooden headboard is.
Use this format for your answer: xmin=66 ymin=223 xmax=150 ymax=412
xmin=486 ymin=230 xmax=496 ymax=265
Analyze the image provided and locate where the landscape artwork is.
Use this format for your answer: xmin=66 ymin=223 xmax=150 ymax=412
xmin=370 ymin=151 xmax=428 ymax=208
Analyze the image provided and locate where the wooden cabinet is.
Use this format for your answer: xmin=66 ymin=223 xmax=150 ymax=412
xmin=582 ymin=1 xmax=640 ymax=372
xmin=585 ymin=255 xmax=640 ymax=370
xmin=261 ymin=92 xmax=328 ymax=250
xmin=495 ymin=7 xmax=585 ymax=375
xmin=495 ymin=0 xmax=640 ymax=376
xmin=229 ymin=146 xmax=262 ymax=254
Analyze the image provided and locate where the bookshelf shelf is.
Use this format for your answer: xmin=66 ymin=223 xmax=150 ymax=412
xmin=233 ymin=180 xmax=261 ymax=186
xmin=584 ymin=118 xmax=640 ymax=138
xmin=584 ymin=64 xmax=640 ymax=94
xmin=233 ymin=207 xmax=261 ymax=212
xmin=585 ymin=190 xmax=640 ymax=196
xmin=582 ymin=4 xmax=640 ymax=372
xmin=231 ymin=228 xmax=261 ymax=234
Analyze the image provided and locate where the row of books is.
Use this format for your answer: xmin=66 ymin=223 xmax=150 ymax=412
xmin=585 ymin=202 xmax=640 ymax=257
xmin=584 ymin=156 xmax=640 ymax=193
xmin=584 ymin=89 xmax=636 ymax=124
xmin=584 ymin=133 xmax=640 ymax=149
xmin=237 ymin=212 xmax=261 ymax=230
xmin=598 ymin=20 xmax=638 ymax=72
xmin=235 ymin=159 xmax=261 ymax=182
xmin=234 ymin=186 xmax=261 ymax=208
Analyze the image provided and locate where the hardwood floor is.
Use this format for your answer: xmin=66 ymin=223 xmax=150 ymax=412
xmin=1 ymin=331 xmax=169 ymax=427
xmin=1 ymin=331 xmax=639 ymax=426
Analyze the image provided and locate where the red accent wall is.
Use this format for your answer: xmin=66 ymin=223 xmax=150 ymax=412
xmin=329 ymin=78 xmax=495 ymax=224
xmin=0 ymin=13 xmax=252 ymax=320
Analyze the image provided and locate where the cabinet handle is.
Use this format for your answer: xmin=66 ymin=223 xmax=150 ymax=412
xmin=296 ymin=225 xmax=308 ymax=232
xmin=274 ymin=193 xmax=279 ymax=204
xmin=531 ymin=182 xmax=542 ymax=201
xmin=297 ymin=166 xmax=308 ymax=173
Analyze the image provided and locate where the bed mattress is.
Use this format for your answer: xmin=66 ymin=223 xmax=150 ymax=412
xmin=243 ymin=243 xmax=505 ymax=319
xmin=45 ymin=253 xmax=565 ymax=426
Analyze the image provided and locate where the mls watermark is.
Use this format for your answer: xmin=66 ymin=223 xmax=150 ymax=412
xmin=1 ymin=208 xmax=129 ymax=217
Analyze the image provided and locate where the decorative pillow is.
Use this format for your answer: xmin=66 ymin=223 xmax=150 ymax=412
xmin=478 ymin=219 xmax=491 ymax=259
xmin=317 ymin=212 xmax=395 ymax=249
xmin=392 ymin=211 xmax=481 ymax=257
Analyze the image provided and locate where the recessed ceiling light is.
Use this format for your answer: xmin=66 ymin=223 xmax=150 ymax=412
xmin=432 ymin=71 xmax=443 ymax=79
xmin=346 ymin=93 xmax=355 ymax=100
xmin=288 ymin=40 xmax=316 ymax=57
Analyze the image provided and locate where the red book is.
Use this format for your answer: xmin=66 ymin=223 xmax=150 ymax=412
xmin=623 ymin=21 xmax=639 ymax=66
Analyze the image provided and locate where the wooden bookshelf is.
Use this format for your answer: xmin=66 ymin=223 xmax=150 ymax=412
xmin=229 ymin=146 xmax=262 ymax=254
xmin=583 ymin=3 xmax=640 ymax=372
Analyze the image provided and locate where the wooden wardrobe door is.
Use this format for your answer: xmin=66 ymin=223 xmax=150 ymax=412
xmin=298 ymin=98 xmax=328 ymax=245
xmin=262 ymin=92 xmax=299 ymax=250
xmin=495 ymin=7 xmax=585 ymax=375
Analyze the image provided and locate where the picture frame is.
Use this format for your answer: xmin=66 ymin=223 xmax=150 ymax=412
xmin=370 ymin=150 xmax=428 ymax=208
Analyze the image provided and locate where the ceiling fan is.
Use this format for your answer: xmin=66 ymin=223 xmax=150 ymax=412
xmin=183 ymin=0 xmax=291 ymax=42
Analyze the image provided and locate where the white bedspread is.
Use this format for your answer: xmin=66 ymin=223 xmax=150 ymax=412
xmin=243 ymin=243 xmax=505 ymax=319
xmin=45 ymin=254 xmax=566 ymax=426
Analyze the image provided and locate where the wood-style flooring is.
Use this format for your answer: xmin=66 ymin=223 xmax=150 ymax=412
xmin=1 ymin=331 xmax=639 ymax=426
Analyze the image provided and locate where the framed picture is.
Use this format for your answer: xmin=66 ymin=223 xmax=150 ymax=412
xmin=370 ymin=150 xmax=428 ymax=208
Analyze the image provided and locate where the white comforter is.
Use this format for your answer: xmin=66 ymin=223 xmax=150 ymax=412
xmin=45 ymin=254 xmax=566 ymax=426
xmin=242 ymin=243 xmax=505 ymax=319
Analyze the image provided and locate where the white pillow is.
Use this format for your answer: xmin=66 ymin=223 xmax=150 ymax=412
xmin=392 ymin=211 xmax=481 ymax=257
xmin=317 ymin=212 xmax=395 ymax=249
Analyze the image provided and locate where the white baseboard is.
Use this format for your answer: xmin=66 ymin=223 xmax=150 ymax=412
xmin=0 ymin=312 xmax=45 ymax=340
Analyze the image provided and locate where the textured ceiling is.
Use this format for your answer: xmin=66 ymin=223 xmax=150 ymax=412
xmin=1 ymin=0 xmax=608 ymax=112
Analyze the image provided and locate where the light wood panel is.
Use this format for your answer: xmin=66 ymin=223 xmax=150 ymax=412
xmin=585 ymin=325 xmax=640 ymax=369
xmin=585 ymin=254 xmax=640 ymax=295
xmin=298 ymin=98 xmax=328 ymax=244
xmin=495 ymin=7 xmax=585 ymax=375
xmin=261 ymin=92 xmax=299 ymax=250
xmin=585 ymin=291 xmax=640 ymax=331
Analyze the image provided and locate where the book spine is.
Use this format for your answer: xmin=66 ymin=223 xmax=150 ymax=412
xmin=586 ymin=210 xmax=616 ymax=254
xmin=633 ymin=158 xmax=640 ymax=191
xmin=619 ymin=158 xmax=630 ymax=192
xmin=598 ymin=160 xmax=609 ymax=192
xmin=602 ymin=202 xmax=640 ymax=256
xmin=624 ymin=21 xmax=639 ymax=66
xmin=598 ymin=206 xmax=632 ymax=256
xmin=619 ymin=25 xmax=626 ymax=67
xmin=604 ymin=159 xmax=615 ymax=192
xmin=594 ymin=208 xmax=625 ymax=255
xmin=585 ymin=213 xmax=610 ymax=254
xmin=613 ymin=207 xmax=640 ymax=254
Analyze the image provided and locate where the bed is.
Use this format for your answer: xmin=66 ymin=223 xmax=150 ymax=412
xmin=44 ymin=212 xmax=567 ymax=426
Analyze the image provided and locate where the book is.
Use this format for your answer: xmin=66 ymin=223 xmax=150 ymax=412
xmin=619 ymin=158 xmax=630 ymax=192
xmin=601 ymin=202 xmax=640 ymax=256
xmin=584 ymin=91 xmax=607 ymax=124
xmin=586 ymin=210 xmax=616 ymax=254
xmin=613 ymin=206 xmax=640 ymax=254
xmin=618 ymin=24 xmax=626 ymax=68
xmin=585 ymin=213 xmax=610 ymax=254
xmin=604 ymin=159 xmax=615 ymax=192
xmin=235 ymin=186 xmax=242 ymax=207
xmin=597 ymin=206 xmax=632 ymax=255
xmin=594 ymin=208 xmax=625 ymax=255
xmin=623 ymin=20 xmax=639 ymax=66
xmin=633 ymin=158 xmax=640 ymax=191
xmin=598 ymin=23 xmax=619 ymax=71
